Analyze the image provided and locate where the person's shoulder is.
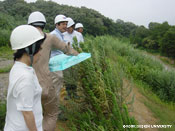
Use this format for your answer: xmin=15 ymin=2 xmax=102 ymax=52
xmin=75 ymin=30 xmax=83 ymax=37
xmin=63 ymin=31 xmax=68 ymax=36
xmin=75 ymin=30 xmax=82 ymax=35
xmin=11 ymin=63 xmax=34 ymax=81
xmin=74 ymin=30 xmax=79 ymax=34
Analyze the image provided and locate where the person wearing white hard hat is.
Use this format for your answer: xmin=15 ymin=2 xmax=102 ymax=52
xmin=75 ymin=23 xmax=84 ymax=43
xmin=28 ymin=11 xmax=78 ymax=131
xmin=63 ymin=18 xmax=84 ymax=47
xmin=50 ymin=14 xmax=68 ymax=57
xmin=75 ymin=23 xmax=84 ymax=33
xmin=4 ymin=25 xmax=45 ymax=131
xmin=63 ymin=18 xmax=84 ymax=99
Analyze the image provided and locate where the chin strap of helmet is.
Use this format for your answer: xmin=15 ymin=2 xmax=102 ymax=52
xmin=25 ymin=43 xmax=36 ymax=66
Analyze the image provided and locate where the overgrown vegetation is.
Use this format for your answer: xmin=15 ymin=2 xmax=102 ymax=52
xmin=103 ymin=36 xmax=175 ymax=102
xmin=62 ymin=36 xmax=175 ymax=130
xmin=0 ymin=0 xmax=175 ymax=130
xmin=0 ymin=65 xmax=12 ymax=73
xmin=135 ymin=81 xmax=175 ymax=131
xmin=62 ymin=36 xmax=137 ymax=130
xmin=0 ymin=46 xmax=13 ymax=60
xmin=0 ymin=0 xmax=138 ymax=47
xmin=130 ymin=22 xmax=175 ymax=59
xmin=1 ymin=35 xmax=175 ymax=130
xmin=0 ymin=101 xmax=6 ymax=130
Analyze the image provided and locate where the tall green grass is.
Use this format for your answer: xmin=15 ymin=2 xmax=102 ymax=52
xmin=0 ymin=65 xmax=12 ymax=73
xmin=97 ymin=36 xmax=175 ymax=102
xmin=0 ymin=46 xmax=13 ymax=59
xmin=63 ymin=36 xmax=138 ymax=131
xmin=0 ymin=101 xmax=6 ymax=130
xmin=135 ymin=81 xmax=175 ymax=131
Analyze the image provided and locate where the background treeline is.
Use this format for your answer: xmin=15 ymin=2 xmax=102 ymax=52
xmin=1 ymin=0 xmax=175 ymax=59
xmin=0 ymin=0 xmax=138 ymax=46
xmin=130 ymin=22 xmax=175 ymax=59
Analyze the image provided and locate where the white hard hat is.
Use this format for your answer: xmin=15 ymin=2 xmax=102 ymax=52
xmin=54 ymin=15 xmax=68 ymax=24
xmin=10 ymin=25 xmax=44 ymax=50
xmin=67 ymin=17 xmax=75 ymax=28
xmin=75 ymin=23 xmax=83 ymax=29
xmin=28 ymin=11 xmax=46 ymax=25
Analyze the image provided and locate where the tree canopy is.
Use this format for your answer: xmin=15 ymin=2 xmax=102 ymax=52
xmin=1 ymin=0 xmax=175 ymax=59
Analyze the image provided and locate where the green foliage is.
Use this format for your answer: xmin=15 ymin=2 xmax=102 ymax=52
xmin=133 ymin=81 xmax=175 ymax=131
xmin=0 ymin=65 xmax=12 ymax=73
xmin=0 ymin=46 xmax=13 ymax=59
xmin=130 ymin=26 xmax=150 ymax=47
xmin=0 ymin=0 xmax=137 ymax=38
xmin=0 ymin=101 xmax=6 ymax=130
xmin=0 ymin=29 xmax=10 ymax=47
xmin=130 ymin=21 xmax=175 ymax=59
xmin=108 ymin=36 xmax=175 ymax=102
xmin=160 ymin=26 xmax=175 ymax=58
xmin=63 ymin=36 xmax=137 ymax=131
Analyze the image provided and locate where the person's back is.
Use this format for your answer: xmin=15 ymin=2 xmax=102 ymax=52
xmin=33 ymin=34 xmax=77 ymax=98
xmin=28 ymin=12 xmax=78 ymax=131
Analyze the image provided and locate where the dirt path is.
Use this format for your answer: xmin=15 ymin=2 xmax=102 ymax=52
xmin=143 ymin=51 xmax=175 ymax=71
xmin=124 ymin=79 xmax=158 ymax=131
xmin=0 ymin=58 xmax=13 ymax=101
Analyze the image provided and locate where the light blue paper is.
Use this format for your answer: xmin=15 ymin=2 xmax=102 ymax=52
xmin=49 ymin=52 xmax=91 ymax=72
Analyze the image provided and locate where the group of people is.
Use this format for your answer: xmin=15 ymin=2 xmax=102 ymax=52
xmin=4 ymin=11 xmax=84 ymax=131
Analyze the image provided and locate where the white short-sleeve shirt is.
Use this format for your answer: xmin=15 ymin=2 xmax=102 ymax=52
xmin=63 ymin=30 xmax=84 ymax=47
xmin=4 ymin=61 xmax=43 ymax=131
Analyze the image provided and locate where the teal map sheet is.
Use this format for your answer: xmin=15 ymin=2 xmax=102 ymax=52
xmin=49 ymin=53 xmax=91 ymax=72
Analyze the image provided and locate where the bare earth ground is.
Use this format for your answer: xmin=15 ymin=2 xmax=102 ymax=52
xmin=124 ymin=79 xmax=158 ymax=131
xmin=0 ymin=58 xmax=13 ymax=101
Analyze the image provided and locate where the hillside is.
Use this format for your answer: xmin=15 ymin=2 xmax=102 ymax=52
xmin=0 ymin=0 xmax=175 ymax=130
xmin=0 ymin=0 xmax=138 ymax=47
xmin=1 ymin=36 xmax=175 ymax=130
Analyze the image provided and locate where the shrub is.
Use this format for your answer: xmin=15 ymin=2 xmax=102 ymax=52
xmin=63 ymin=36 xmax=138 ymax=131
xmin=0 ymin=101 xmax=6 ymax=130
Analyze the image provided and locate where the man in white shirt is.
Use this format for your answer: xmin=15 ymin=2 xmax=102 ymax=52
xmin=75 ymin=23 xmax=84 ymax=42
xmin=63 ymin=18 xmax=84 ymax=48
xmin=63 ymin=18 xmax=84 ymax=99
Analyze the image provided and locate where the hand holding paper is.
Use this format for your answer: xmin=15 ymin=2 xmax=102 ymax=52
xmin=49 ymin=53 xmax=91 ymax=72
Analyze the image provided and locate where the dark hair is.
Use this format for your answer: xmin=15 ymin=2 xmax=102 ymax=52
xmin=71 ymin=24 xmax=75 ymax=29
xmin=13 ymin=49 xmax=26 ymax=61
xmin=13 ymin=34 xmax=46 ymax=61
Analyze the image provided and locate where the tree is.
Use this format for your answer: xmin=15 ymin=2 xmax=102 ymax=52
xmin=130 ymin=26 xmax=150 ymax=47
xmin=160 ymin=26 xmax=175 ymax=58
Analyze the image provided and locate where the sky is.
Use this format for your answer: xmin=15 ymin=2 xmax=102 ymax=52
xmin=3 ymin=0 xmax=175 ymax=27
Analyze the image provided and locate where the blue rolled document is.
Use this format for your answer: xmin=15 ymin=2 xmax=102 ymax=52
xmin=49 ymin=53 xmax=91 ymax=72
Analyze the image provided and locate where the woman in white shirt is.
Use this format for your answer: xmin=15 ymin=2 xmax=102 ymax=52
xmin=4 ymin=25 xmax=45 ymax=131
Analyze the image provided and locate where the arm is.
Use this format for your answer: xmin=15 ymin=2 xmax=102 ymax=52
xmin=51 ymin=35 xmax=79 ymax=55
xmin=22 ymin=111 xmax=37 ymax=131
xmin=13 ymin=74 xmax=40 ymax=131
